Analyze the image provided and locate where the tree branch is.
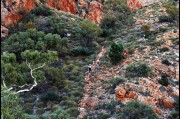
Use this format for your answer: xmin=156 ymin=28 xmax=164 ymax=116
xmin=16 ymin=62 xmax=45 ymax=93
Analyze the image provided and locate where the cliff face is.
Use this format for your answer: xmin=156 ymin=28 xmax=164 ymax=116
xmin=1 ymin=0 xmax=103 ymax=27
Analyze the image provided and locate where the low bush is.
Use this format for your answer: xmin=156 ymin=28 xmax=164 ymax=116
xmin=125 ymin=62 xmax=153 ymax=77
xmin=43 ymin=108 xmax=71 ymax=119
xmin=31 ymin=5 xmax=53 ymax=16
xmin=164 ymin=2 xmax=179 ymax=20
xmin=109 ymin=77 xmax=125 ymax=89
xmin=159 ymin=15 xmax=172 ymax=23
xmin=162 ymin=59 xmax=171 ymax=65
xmin=158 ymin=74 xmax=169 ymax=86
xmin=159 ymin=47 xmax=170 ymax=52
xmin=66 ymin=107 xmax=79 ymax=117
xmin=40 ymin=91 xmax=60 ymax=102
xmin=117 ymin=100 xmax=158 ymax=119
xmin=71 ymin=47 xmax=92 ymax=56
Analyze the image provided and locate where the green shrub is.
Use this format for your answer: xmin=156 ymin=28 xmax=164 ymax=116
xmin=74 ymin=20 xmax=102 ymax=47
xmin=158 ymin=74 xmax=169 ymax=86
xmin=109 ymin=42 xmax=124 ymax=64
xmin=164 ymin=2 xmax=179 ymax=20
xmin=43 ymin=108 xmax=71 ymax=119
xmin=109 ymin=77 xmax=125 ymax=89
xmin=71 ymin=47 xmax=92 ymax=56
xmin=41 ymin=91 xmax=60 ymax=102
xmin=169 ymin=110 xmax=179 ymax=119
xmin=66 ymin=107 xmax=79 ymax=117
xmin=31 ymin=5 xmax=53 ymax=16
xmin=117 ymin=101 xmax=158 ymax=119
xmin=162 ymin=59 xmax=171 ymax=65
xmin=159 ymin=15 xmax=172 ymax=22
xmin=159 ymin=47 xmax=169 ymax=52
xmin=125 ymin=62 xmax=153 ymax=77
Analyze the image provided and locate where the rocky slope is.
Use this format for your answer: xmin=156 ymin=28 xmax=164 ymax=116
xmin=77 ymin=1 xmax=179 ymax=118
xmin=1 ymin=0 xmax=160 ymax=37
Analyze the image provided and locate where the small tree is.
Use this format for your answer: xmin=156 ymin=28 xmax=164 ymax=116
xmin=74 ymin=20 xmax=102 ymax=47
xmin=109 ymin=42 xmax=124 ymax=64
xmin=1 ymin=50 xmax=58 ymax=93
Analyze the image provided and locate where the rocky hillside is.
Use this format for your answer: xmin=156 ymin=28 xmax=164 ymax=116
xmin=1 ymin=0 xmax=179 ymax=119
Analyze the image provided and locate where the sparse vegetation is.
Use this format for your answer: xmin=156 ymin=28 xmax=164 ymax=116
xmin=125 ymin=62 xmax=153 ymax=77
xmin=117 ymin=101 xmax=158 ymax=119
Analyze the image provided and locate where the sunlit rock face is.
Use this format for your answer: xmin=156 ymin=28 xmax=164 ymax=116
xmin=1 ymin=0 xmax=103 ymax=27
xmin=127 ymin=0 xmax=158 ymax=11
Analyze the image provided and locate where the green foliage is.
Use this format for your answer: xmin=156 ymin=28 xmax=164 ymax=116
xmin=109 ymin=77 xmax=125 ymax=89
xmin=125 ymin=62 xmax=153 ymax=77
xmin=101 ymin=0 xmax=134 ymax=36
xmin=1 ymin=50 xmax=58 ymax=86
xmin=43 ymin=108 xmax=71 ymax=119
xmin=117 ymin=101 xmax=158 ymax=119
xmin=1 ymin=86 xmax=27 ymax=119
xmin=2 ymin=29 xmax=62 ymax=57
xmin=158 ymin=74 xmax=169 ymax=86
xmin=71 ymin=47 xmax=92 ymax=56
xmin=45 ymin=67 xmax=65 ymax=88
xmin=162 ymin=59 xmax=171 ymax=65
xmin=158 ymin=15 xmax=172 ymax=23
xmin=41 ymin=91 xmax=60 ymax=102
xmin=31 ymin=5 xmax=53 ymax=16
xmin=164 ymin=2 xmax=179 ymax=20
xmin=66 ymin=107 xmax=79 ymax=117
xmin=159 ymin=47 xmax=169 ymax=52
xmin=74 ymin=20 xmax=102 ymax=47
xmin=109 ymin=42 xmax=124 ymax=64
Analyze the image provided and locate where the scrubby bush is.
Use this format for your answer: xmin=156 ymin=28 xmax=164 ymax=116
xmin=101 ymin=0 xmax=134 ymax=35
xmin=43 ymin=108 xmax=71 ymax=119
xmin=71 ymin=47 xmax=92 ymax=56
xmin=31 ymin=5 xmax=53 ymax=16
xmin=40 ymin=91 xmax=60 ymax=102
xmin=125 ymin=62 xmax=153 ymax=77
xmin=74 ymin=20 xmax=102 ymax=47
xmin=158 ymin=74 xmax=169 ymax=86
xmin=117 ymin=100 xmax=158 ymax=119
xmin=159 ymin=15 xmax=172 ymax=23
xmin=162 ymin=59 xmax=171 ymax=65
xmin=1 ymin=86 xmax=27 ymax=119
xmin=141 ymin=24 xmax=151 ymax=37
xmin=66 ymin=107 xmax=79 ymax=117
xmin=109 ymin=42 xmax=124 ymax=64
xmin=164 ymin=2 xmax=179 ymax=20
xmin=109 ymin=77 xmax=125 ymax=89
xmin=159 ymin=47 xmax=169 ymax=52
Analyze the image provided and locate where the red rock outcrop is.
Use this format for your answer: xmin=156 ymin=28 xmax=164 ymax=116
xmin=115 ymin=87 xmax=126 ymax=101
xmin=1 ymin=0 xmax=103 ymax=27
xmin=126 ymin=91 xmax=138 ymax=99
xmin=127 ymin=0 xmax=158 ymax=12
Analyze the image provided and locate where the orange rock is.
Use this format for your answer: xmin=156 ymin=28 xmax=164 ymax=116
xmin=126 ymin=91 xmax=138 ymax=99
xmin=115 ymin=87 xmax=126 ymax=102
